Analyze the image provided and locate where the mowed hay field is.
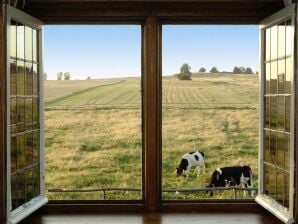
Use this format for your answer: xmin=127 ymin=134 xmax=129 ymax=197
xmin=44 ymin=74 xmax=259 ymax=200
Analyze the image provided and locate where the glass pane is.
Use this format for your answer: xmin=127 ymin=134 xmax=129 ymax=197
xmin=285 ymin=57 xmax=292 ymax=94
xmin=265 ymin=63 xmax=270 ymax=94
xmin=17 ymin=24 xmax=24 ymax=59
xmin=25 ymin=26 xmax=33 ymax=61
xmin=25 ymin=63 xmax=33 ymax=95
xmin=277 ymin=96 xmax=284 ymax=131
xmin=270 ymin=96 xmax=277 ymax=130
xmin=11 ymin=136 xmax=17 ymax=173
xmin=33 ymin=97 xmax=39 ymax=127
xmin=25 ymin=132 xmax=33 ymax=166
xmin=264 ymin=96 xmax=270 ymax=128
xmin=17 ymin=98 xmax=25 ymax=132
xmin=284 ymin=172 xmax=289 ymax=208
xmin=26 ymin=169 xmax=34 ymax=201
xmin=17 ymin=61 xmax=25 ymax=95
xmin=33 ymin=64 xmax=38 ymax=95
xmin=10 ymin=21 xmax=17 ymax=58
xmin=264 ymin=130 xmax=270 ymax=163
xmin=25 ymin=98 xmax=33 ymax=129
xmin=277 ymin=133 xmax=285 ymax=169
xmin=10 ymin=97 xmax=17 ymax=126
xmin=285 ymin=96 xmax=291 ymax=132
xmin=17 ymin=172 xmax=26 ymax=205
xmin=285 ymin=20 xmax=292 ymax=57
xmin=265 ymin=28 xmax=270 ymax=61
xmin=284 ymin=134 xmax=290 ymax=172
xmin=33 ymin=165 xmax=40 ymax=197
xmin=264 ymin=164 xmax=276 ymax=199
xmin=271 ymin=26 xmax=278 ymax=60
xmin=33 ymin=29 xmax=37 ymax=62
xmin=10 ymin=59 xmax=17 ymax=96
xmin=17 ymin=135 xmax=25 ymax=170
xmin=33 ymin=131 xmax=39 ymax=163
xmin=278 ymin=22 xmax=286 ymax=59
xmin=277 ymin=59 xmax=285 ymax=94
xmin=11 ymin=174 xmax=18 ymax=210
xmin=269 ymin=131 xmax=277 ymax=165
xmin=270 ymin=61 xmax=277 ymax=94
xmin=276 ymin=169 xmax=284 ymax=205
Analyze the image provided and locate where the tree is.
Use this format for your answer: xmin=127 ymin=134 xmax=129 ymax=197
xmin=43 ymin=72 xmax=47 ymax=81
xmin=245 ymin=67 xmax=254 ymax=74
xmin=57 ymin=72 xmax=63 ymax=80
xmin=199 ymin=67 xmax=206 ymax=73
xmin=240 ymin=66 xmax=246 ymax=74
xmin=178 ymin=63 xmax=192 ymax=80
xmin=86 ymin=76 xmax=91 ymax=80
xmin=64 ymin=72 xmax=71 ymax=80
xmin=210 ymin=66 xmax=219 ymax=73
xmin=233 ymin=66 xmax=241 ymax=74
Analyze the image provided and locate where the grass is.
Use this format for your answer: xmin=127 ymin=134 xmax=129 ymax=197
xmin=44 ymin=73 xmax=259 ymax=200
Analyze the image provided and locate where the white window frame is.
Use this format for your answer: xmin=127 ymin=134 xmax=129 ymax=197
xmin=6 ymin=5 xmax=47 ymax=224
xmin=256 ymin=4 xmax=295 ymax=224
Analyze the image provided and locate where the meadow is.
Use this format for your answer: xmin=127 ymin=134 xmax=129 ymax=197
xmin=44 ymin=73 xmax=259 ymax=200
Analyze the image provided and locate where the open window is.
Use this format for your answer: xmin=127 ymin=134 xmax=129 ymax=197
xmin=256 ymin=4 xmax=295 ymax=224
xmin=6 ymin=5 xmax=47 ymax=223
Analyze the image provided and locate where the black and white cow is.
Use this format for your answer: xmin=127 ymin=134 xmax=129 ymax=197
xmin=207 ymin=165 xmax=254 ymax=197
xmin=176 ymin=151 xmax=206 ymax=178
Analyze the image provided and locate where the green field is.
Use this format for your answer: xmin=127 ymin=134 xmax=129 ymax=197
xmin=45 ymin=74 xmax=259 ymax=200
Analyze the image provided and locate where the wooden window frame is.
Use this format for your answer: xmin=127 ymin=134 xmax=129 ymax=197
xmin=1 ymin=3 xmax=297 ymax=223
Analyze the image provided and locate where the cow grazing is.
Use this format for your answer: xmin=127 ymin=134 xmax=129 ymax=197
xmin=207 ymin=165 xmax=254 ymax=197
xmin=176 ymin=151 xmax=206 ymax=178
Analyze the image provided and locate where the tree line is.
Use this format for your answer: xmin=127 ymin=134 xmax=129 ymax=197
xmin=57 ymin=72 xmax=71 ymax=80
xmin=178 ymin=63 xmax=256 ymax=80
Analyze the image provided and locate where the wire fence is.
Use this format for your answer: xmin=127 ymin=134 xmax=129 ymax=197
xmin=48 ymin=186 xmax=257 ymax=200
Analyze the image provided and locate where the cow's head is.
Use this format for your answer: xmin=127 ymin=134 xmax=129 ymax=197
xmin=176 ymin=158 xmax=188 ymax=177
xmin=176 ymin=167 xmax=184 ymax=177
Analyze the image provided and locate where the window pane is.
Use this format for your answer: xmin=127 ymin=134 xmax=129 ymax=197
xmin=11 ymin=136 xmax=17 ymax=173
xmin=17 ymin=135 xmax=25 ymax=170
xmin=33 ymin=165 xmax=40 ymax=197
xmin=270 ymin=61 xmax=277 ymax=94
xmin=10 ymin=21 xmax=17 ymax=58
xmin=33 ymin=64 xmax=38 ymax=95
xmin=10 ymin=59 xmax=17 ymax=96
xmin=285 ymin=96 xmax=291 ymax=132
xmin=26 ymin=169 xmax=34 ymax=201
xmin=271 ymin=26 xmax=278 ymax=60
xmin=269 ymin=131 xmax=277 ymax=165
xmin=25 ymin=132 xmax=33 ymax=166
xmin=33 ymin=97 xmax=39 ymax=128
xmin=33 ymin=131 xmax=39 ymax=163
xmin=17 ymin=98 xmax=25 ymax=132
xmin=284 ymin=134 xmax=290 ymax=172
xmin=11 ymin=174 xmax=18 ymax=210
xmin=264 ymin=130 xmax=270 ymax=163
xmin=285 ymin=20 xmax=292 ymax=57
xmin=277 ymin=59 xmax=285 ymax=94
xmin=265 ymin=63 xmax=270 ymax=94
xmin=276 ymin=169 xmax=284 ymax=205
xmin=33 ymin=29 xmax=37 ymax=62
xmin=264 ymin=96 xmax=270 ymax=128
xmin=285 ymin=58 xmax=292 ymax=94
xmin=17 ymin=61 xmax=25 ymax=95
xmin=25 ymin=63 xmax=33 ymax=95
xmin=265 ymin=28 xmax=270 ymax=61
xmin=17 ymin=24 xmax=24 ymax=59
xmin=278 ymin=22 xmax=286 ymax=59
xmin=277 ymin=96 xmax=284 ymax=131
xmin=25 ymin=98 xmax=33 ymax=130
xmin=277 ymin=133 xmax=285 ymax=169
xmin=25 ymin=26 xmax=33 ymax=61
xmin=10 ymin=97 xmax=17 ymax=126
xmin=270 ymin=96 xmax=277 ymax=130
xmin=17 ymin=172 xmax=26 ymax=205
xmin=284 ymin=172 xmax=289 ymax=208
xmin=264 ymin=164 xmax=276 ymax=199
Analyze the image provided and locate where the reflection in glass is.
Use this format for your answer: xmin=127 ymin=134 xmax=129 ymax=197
xmin=17 ymin=172 xmax=26 ymax=204
xmin=10 ymin=21 xmax=17 ymax=58
xmin=10 ymin=97 xmax=17 ymax=126
xmin=285 ymin=58 xmax=292 ymax=94
xmin=33 ymin=131 xmax=39 ymax=163
xmin=264 ymin=130 xmax=270 ymax=163
xmin=25 ymin=132 xmax=33 ymax=166
xmin=25 ymin=26 xmax=33 ymax=61
xmin=277 ymin=59 xmax=285 ymax=94
xmin=265 ymin=63 xmax=270 ymax=94
xmin=285 ymin=20 xmax=292 ymax=57
xmin=33 ymin=165 xmax=40 ymax=197
xmin=265 ymin=28 xmax=270 ymax=61
xmin=277 ymin=133 xmax=285 ymax=168
xmin=271 ymin=26 xmax=278 ymax=60
xmin=10 ymin=59 xmax=17 ymax=96
xmin=25 ymin=98 xmax=33 ymax=128
xmin=264 ymin=164 xmax=276 ymax=199
xmin=276 ymin=169 xmax=284 ymax=205
xmin=277 ymin=96 xmax=284 ymax=131
xmin=17 ymin=24 xmax=24 ymax=59
xmin=269 ymin=131 xmax=277 ymax=164
xmin=17 ymin=98 xmax=25 ymax=130
xmin=33 ymin=29 xmax=37 ymax=62
xmin=11 ymin=174 xmax=18 ymax=210
xmin=278 ymin=22 xmax=285 ymax=59
xmin=284 ymin=172 xmax=289 ymax=208
xmin=17 ymin=61 xmax=25 ymax=95
xmin=11 ymin=136 xmax=17 ymax=173
xmin=17 ymin=135 xmax=25 ymax=170
xmin=26 ymin=169 xmax=34 ymax=201
xmin=284 ymin=134 xmax=290 ymax=172
xmin=33 ymin=97 xmax=39 ymax=127
xmin=270 ymin=96 xmax=277 ymax=129
xmin=270 ymin=61 xmax=277 ymax=94
xmin=33 ymin=64 xmax=38 ymax=95
xmin=265 ymin=97 xmax=270 ymax=128
xmin=25 ymin=63 xmax=33 ymax=95
xmin=285 ymin=96 xmax=291 ymax=132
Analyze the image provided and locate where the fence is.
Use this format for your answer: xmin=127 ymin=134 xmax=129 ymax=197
xmin=48 ymin=186 xmax=257 ymax=200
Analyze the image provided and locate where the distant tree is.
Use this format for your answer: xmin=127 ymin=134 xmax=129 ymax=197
xmin=178 ymin=63 xmax=192 ymax=80
xmin=199 ymin=67 xmax=206 ymax=73
xmin=239 ymin=66 xmax=247 ymax=74
xmin=233 ymin=66 xmax=241 ymax=74
xmin=57 ymin=72 xmax=63 ymax=80
xmin=64 ymin=72 xmax=71 ymax=80
xmin=255 ymin=71 xmax=259 ymax=75
xmin=210 ymin=66 xmax=219 ymax=73
xmin=86 ymin=76 xmax=91 ymax=80
xmin=44 ymin=72 xmax=47 ymax=81
xmin=245 ymin=67 xmax=254 ymax=74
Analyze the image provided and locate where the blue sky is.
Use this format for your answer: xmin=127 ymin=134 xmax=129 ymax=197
xmin=44 ymin=25 xmax=258 ymax=80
